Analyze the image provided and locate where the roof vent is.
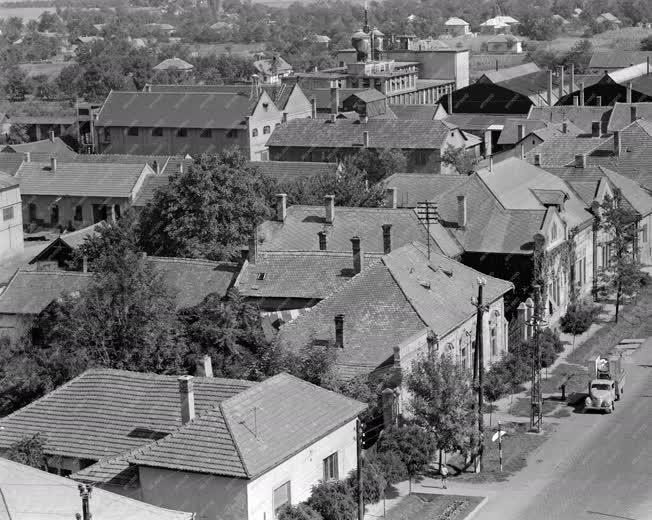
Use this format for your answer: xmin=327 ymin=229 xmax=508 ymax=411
xmin=419 ymin=280 xmax=431 ymax=289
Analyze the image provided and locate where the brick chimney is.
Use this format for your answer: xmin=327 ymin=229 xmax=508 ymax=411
xmin=547 ymin=70 xmax=553 ymax=106
xmin=351 ymin=236 xmax=363 ymax=274
xmin=196 ymin=355 xmax=213 ymax=377
xmin=330 ymin=86 xmax=339 ymax=115
xmin=573 ymin=95 xmax=579 ymax=106
xmin=318 ymin=231 xmax=327 ymax=250
xmin=630 ymin=105 xmax=638 ymax=123
xmin=363 ymin=130 xmax=369 ymax=147
xmin=575 ymin=154 xmax=587 ymax=168
xmin=457 ymin=195 xmax=467 ymax=228
xmin=517 ymin=124 xmax=525 ymax=141
xmin=282 ymin=112 xmax=288 ymax=123
xmin=591 ymin=121 xmax=600 ymax=137
xmin=310 ymin=97 xmax=317 ymax=119
xmin=627 ymin=82 xmax=633 ymax=103
xmin=248 ymin=232 xmax=258 ymax=264
xmin=385 ymin=187 xmax=397 ymax=209
xmin=596 ymin=96 xmax=602 ymax=106
xmin=613 ymin=130 xmax=621 ymax=156
xmin=50 ymin=157 xmax=57 ymax=173
xmin=48 ymin=130 xmax=55 ymax=142
xmin=447 ymin=90 xmax=453 ymax=114
xmin=24 ymin=152 xmax=31 ymax=163
xmin=324 ymin=194 xmax=335 ymax=224
xmin=178 ymin=375 xmax=195 ymax=424
xmin=382 ymin=224 xmax=392 ymax=254
xmin=334 ymin=314 xmax=344 ymax=348
xmin=276 ymin=193 xmax=287 ymax=222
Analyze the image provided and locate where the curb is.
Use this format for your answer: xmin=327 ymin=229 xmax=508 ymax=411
xmin=463 ymin=496 xmax=488 ymax=520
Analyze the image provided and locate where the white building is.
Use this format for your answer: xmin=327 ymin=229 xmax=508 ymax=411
xmin=0 ymin=172 xmax=23 ymax=259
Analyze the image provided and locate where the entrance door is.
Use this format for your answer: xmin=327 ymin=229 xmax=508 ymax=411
xmin=50 ymin=205 xmax=59 ymax=226
xmin=92 ymin=204 xmax=108 ymax=223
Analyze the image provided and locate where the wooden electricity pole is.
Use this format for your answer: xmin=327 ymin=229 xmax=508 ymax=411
xmin=357 ymin=418 xmax=364 ymax=520
xmin=472 ymin=277 xmax=487 ymax=473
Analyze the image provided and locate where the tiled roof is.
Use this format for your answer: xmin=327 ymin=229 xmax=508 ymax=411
xmin=16 ymin=161 xmax=148 ymax=198
xmin=29 ymin=222 xmax=103 ymax=264
xmin=0 ymin=458 xmax=193 ymax=520
xmin=389 ymin=105 xmax=440 ymax=120
xmin=132 ymin=174 xmax=170 ymax=207
xmin=2 ymin=137 xmax=77 ymax=160
xmin=253 ymin=56 xmax=293 ymax=76
xmin=9 ymin=115 xmax=77 ymax=124
xmin=488 ymin=34 xmax=521 ymax=43
xmin=524 ymin=134 xmax=611 ymax=167
xmin=480 ymin=62 xmax=539 ymax=83
xmin=345 ymin=89 xmax=387 ymax=104
xmin=148 ymin=256 xmax=239 ymax=308
xmin=606 ymin=102 xmax=652 ymax=132
xmin=257 ymin=205 xmax=463 ymax=258
xmin=128 ymin=373 xmax=365 ymax=478
xmin=301 ymin=87 xmax=365 ymax=110
xmin=266 ymin=118 xmax=457 ymax=150
xmin=279 ymin=243 xmax=512 ymax=379
xmin=0 ymin=369 xmax=254 ymax=461
xmin=445 ymin=17 xmax=469 ymax=25
xmin=443 ymin=113 xmax=511 ymax=131
xmin=0 ymin=172 xmax=18 ymax=190
xmin=70 ymin=153 xmax=192 ymax=174
xmin=236 ymin=251 xmax=382 ymax=299
xmin=384 ymin=173 xmax=467 ymax=208
xmin=153 ymin=57 xmax=193 ymax=71
xmin=588 ymin=51 xmax=652 ymax=70
xmin=0 ymin=270 xmax=92 ymax=315
xmin=0 ymin=153 xmax=25 ymax=176
xmin=95 ymin=91 xmax=260 ymax=129
xmin=498 ymin=118 xmax=547 ymax=145
xmin=247 ymin=161 xmax=339 ymax=183
xmin=495 ymin=70 xmax=562 ymax=98
xmin=528 ymin=106 xmax=613 ymax=134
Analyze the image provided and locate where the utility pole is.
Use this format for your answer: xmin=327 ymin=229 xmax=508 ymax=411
xmin=472 ymin=277 xmax=487 ymax=473
xmin=78 ymin=484 xmax=92 ymax=520
xmin=529 ymin=285 xmax=545 ymax=432
xmin=357 ymin=418 xmax=364 ymax=520
xmin=416 ymin=201 xmax=439 ymax=260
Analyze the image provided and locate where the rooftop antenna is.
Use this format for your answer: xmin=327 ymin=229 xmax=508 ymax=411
xmin=416 ymin=201 xmax=439 ymax=260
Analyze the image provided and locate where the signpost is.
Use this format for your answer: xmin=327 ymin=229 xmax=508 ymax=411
xmin=492 ymin=422 xmax=506 ymax=472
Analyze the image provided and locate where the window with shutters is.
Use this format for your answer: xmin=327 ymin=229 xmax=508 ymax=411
xmin=273 ymin=482 xmax=291 ymax=517
xmin=323 ymin=452 xmax=339 ymax=481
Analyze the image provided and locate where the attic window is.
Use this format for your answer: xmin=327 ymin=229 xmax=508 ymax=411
xmin=256 ymin=272 xmax=267 ymax=281
xmin=127 ymin=428 xmax=168 ymax=440
xmin=263 ymin=102 xmax=269 ymax=108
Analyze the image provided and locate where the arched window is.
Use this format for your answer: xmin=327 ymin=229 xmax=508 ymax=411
xmin=263 ymin=125 xmax=271 ymax=134
xmin=252 ymin=128 xmax=258 ymax=137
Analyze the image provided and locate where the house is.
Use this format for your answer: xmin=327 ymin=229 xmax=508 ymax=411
xmin=278 ymin=242 xmax=513 ymax=381
xmin=16 ymin=159 xmax=153 ymax=229
xmin=28 ymin=222 xmax=103 ymax=269
xmin=0 ymin=173 xmax=23 ymax=260
xmin=527 ymin=105 xmax=614 ymax=134
xmin=7 ymin=114 xmax=78 ymax=143
xmin=75 ymin=35 xmax=103 ymax=44
xmin=406 ymin=157 xmax=595 ymax=321
xmin=495 ymin=120 xmax=583 ymax=161
xmin=94 ymin=89 xmax=283 ymax=160
xmin=253 ymin=56 xmax=293 ymax=84
xmin=2 ymin=134 xmax=76 ymax=161
xmin=523 ymin=124 xmax=611 ymax=167
xmin=596 ymin=13 xmax=622 ymax=29
xmin=153 ymin=57 xmax=194 ymax=72
xmin=0 ymin=270 xmax=92 ymax=336
xmin=0 ymin=459 xmax=194 ymax=520
xmin=444 ymin=17 xmax=470 ymax=37
xmin=486 ymin=34 xmax=522 ymax=54
xmin=552 ymin=14 xmax=570 ymax=25
xmin=310 ymin=34 xmax=331 ymax=48
xmin=587 ymin=51 xmax=652 ymax=73
xmin=255 ymin=194 xmax=463 ymax=258
xmin=0 ymin=369 xmax=365 ymax=520
xmin=479 ymin=15 xmax=519 ymax=34
xmin=266 ymin=118 xmax=481 ymax=173
xmin=606 ymin=102 xmax=652 ymax=132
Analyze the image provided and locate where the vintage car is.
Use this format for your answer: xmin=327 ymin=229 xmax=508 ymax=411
xmin=584 ymin=379 xmax=616 ymax=413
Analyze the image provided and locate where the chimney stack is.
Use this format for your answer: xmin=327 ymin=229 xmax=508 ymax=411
xmin=363 ymin=130 xmax=369 ymax=147
xmin=591 ymin=121 xmax=600 ymax=137
xmin=282 ymin=112 xmax=288 ymax=123
xmin=575 ymin=154 xmax=587 ymax=168
xmin=457 ymin=195 xmax=467 ymax=228
xmin=385 ymin=187 xmax=397 ymax=209
xmin=48 ymin=130 xmax=55 ymax=142
xmin=580 ymin=82 xmax=585 ymax=106
xmin=248 ymin=232 xmax=257 ymax=264
xmin=330 ymin=86 xmax=339 ymax=115
xmin=484 ymin=130 xmax=492 ymax=157
xmin=318 ymin=231 xmax=327 ymax=251
xmin=310 ymin=97 xmax=317 ymax=119
xmin=50 ymin=157 xmax=57 ymax=173
xmin=178 ymin=375 xmax=195 ymax=425
xmin=630 ymin=105 xmax=638 ymax=123
xmin=614 ymin=130 xmax=621 ymax=156
xmin=517 ymin=124 xmax=525 ymax=141
xmin=547 ymin=70 xmax=553 ymax=106
xmin=627 ymin=82 xmax=633 ymax=103
xmin=558 ymin=66 xmax=565 ymax=100
xmin=196 ymin=355 xmax=213 ymax=377
xmin=334 ymin=314 xmax=344 ymax=348
xmin=562 ymin=121 xmax=568 ymax=134
xmin=570 ymin=63 xmax=576 ymax=91
xmin=351 ymin=236 xmax=363 ymax=274
xmin=24 ymin=152 xmax=31 ymax=163
xmin=573 ymin=95 xmax=579 ymax=106
xmin=382 ymin=224 xmax=392 ymax=254
xmin=275 ymin=193 xmax=287 ymax=222
xmin=596 ymin=96 xmax=602 ymax=106
xmin=447 ymin=90 xmax=453 ymax=114
xmin=324 ymin=194 xmax=335 ymax=224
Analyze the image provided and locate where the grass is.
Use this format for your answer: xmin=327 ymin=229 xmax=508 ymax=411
xmin=508 ymin=397 xmax=559 ymax=418
xmin=540 ymin=362 xmax=587 ymax=396
xmin=445 ymin=422 xmax=550 ymax=483
xmin=385 ymin=493 xmax=484 ymax=520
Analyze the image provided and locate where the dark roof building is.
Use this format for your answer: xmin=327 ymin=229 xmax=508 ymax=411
xmin=588 ymin=51 xmax=652 ymax=72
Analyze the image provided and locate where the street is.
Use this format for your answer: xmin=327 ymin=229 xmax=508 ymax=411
xmin=474 ymin=338 xmax=652 ymax=520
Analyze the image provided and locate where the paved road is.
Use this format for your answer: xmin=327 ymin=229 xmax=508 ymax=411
xmin=474 ymin=338 xmax=652 ymax=520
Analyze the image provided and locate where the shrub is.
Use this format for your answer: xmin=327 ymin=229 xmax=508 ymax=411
xmin=560 ymin=302 xmax=600 ymax=336
xmin=277 ymin=504 xmax=323 ymax=520
xmin=345 ymin=459 xmax=387 ymax=504
xmin=306 ymin=480 xmax=356 ymax=520
xmin=376 ymin=424 xmax=435 ymax=484
xmin=370 ymin=450 xmax=408 ymax=485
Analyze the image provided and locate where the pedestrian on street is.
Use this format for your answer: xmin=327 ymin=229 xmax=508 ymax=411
xmin=441 ymin=464 xmax=448 ymax=489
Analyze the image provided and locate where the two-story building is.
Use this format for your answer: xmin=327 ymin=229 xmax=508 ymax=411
xmin=0 ymin=173 xmax=23 ymax=259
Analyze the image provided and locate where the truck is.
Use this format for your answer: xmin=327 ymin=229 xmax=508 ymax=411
xmin=584 ymin=355 xmax=626 ymax=414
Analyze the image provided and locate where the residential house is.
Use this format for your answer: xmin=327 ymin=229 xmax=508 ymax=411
xmin=2 ymin=134 xmax=77 ymax=161
xmin=588 ymin=51 xmax=652 ymax=73
xmin=495 ymin=120 xmax=583 ymax=161
xmin=266 ymin=118 xmax=481 ymax=173
xmin=479 ymin=15 xmax=519 ymax=34
xmin=16 ymin=159 xmax=154 ymax=229
xmin=253 ymin=56 xmax=293 ymax=84
xmin=596 ymin=13 xmax=622 ymax=29
xmin=0 ymin=173 xmax=23 ymax=259
xmin=486 ymin=34 xmax=522 ymax=54
xmin=0 ymin=153 xmax=25 ymax=176
xmin=552 ymin=14 xmax=570 ymax=25
xmin=145 ymin=23 xmax=175 ymax=35
xmin=310 ymin=34 xmax=331 ymax=48
xmin=444 ymin=17 xmax=470 ymax=37
xmin=278 ymin=242 xmax=513 ymax=381
xmin=527 ymin=105 xmax=614 ymax=134
xmin=606 ymin=102 xmax=652 ymax=132
xmin=0 ymin=369 xmax=365 ymax=520
xmin=153 ymin=57 xmax=194 ymax=72
xmin=94 ymin=90 xmax=283 ymax=160
xmin=399 ymin=157 xmax=595 ymax=322
xmin=0 ymin=459 xmax=193 ymax=520
xmin=28 ymin=222 xmax=103 ymax=270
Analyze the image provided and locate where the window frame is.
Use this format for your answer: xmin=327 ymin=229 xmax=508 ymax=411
xmin=323 ymin=452 xmax=339 ymax=482
xmin=127 ymin=127 xmax=139 ymax=137
xmin=176 ymin=128 xmax=188 ymax=137
xmin=263 ymin=125 xmax=271 ymax=135
xmin=74 ymin=205 xmax=83 ymax=221
xmin=200 ymin=128 xmax=212 ymax=138
xmin=252 ymin=128 xmax=259 ymax=137
xmin=273 ymin=481 xmax=291 ymax=518
xmin=151 ymin=127 xmax=163 ymax=137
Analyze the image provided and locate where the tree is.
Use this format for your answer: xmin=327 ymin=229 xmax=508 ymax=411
xmin=277 ymin=504 xmax=323 ymax=520
xmin=306 ymin=480 xmax=356 ymax=520
xmin=345 ymin=459 xmax=387 ymax=504
xmin=642 ymin=36 xmax=652 ymax=51
xmin=483 ymin=362 xmax=512 ymax=426
xmin=6 ymin=123 xmax=28 ymax=144
xmin=406 ymin=352 xmax=477 ymax=468
xmin=4 ymin=66 xmax=28 ymax=101
xmin=441 ymin=145 xmax=478 ymax=175
xmin=370 ymin=450 xmax=408 ymax=485
xmin=560 ymin=301 xmax=600 ymax=348
xmin=597 ymin=191 xmax=648 ymax=322
xmin=560 ymin=39 xmax=593 ymax=74
xmin=5 ymin=433 xmax=48 ymax=470
xmin=348 ymin=148 xmax=407 ymax=183
xmin=376 ymin=424 xmax=434 ymax=493
xmin=138 ymin=149 xmax=274 ymax=261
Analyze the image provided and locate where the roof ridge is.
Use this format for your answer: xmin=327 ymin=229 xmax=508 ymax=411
xmin=147 ymin=255 xmax=236 ymax=267
xmin=218 ymin=400 xmax=250 ymax=477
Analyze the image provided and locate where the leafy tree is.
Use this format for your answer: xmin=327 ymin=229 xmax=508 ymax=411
xmin=349 ymin=148 xmax=407 ymax=183
xmin=370 ymin=450 xmax=407 ymax=485
xmin=5 ymin=433 xmax=48 ymax=470
xmin=376 ymin=424 xmax=434 ymax=493
xmin=406 ymin=352 xmax=477 ymax=468
xmin=277 ymin=504 xmax=324 ymax=520
xmin=6 ymin=123 xmax=29 ymax=144
xmin=597 ymin=191 xmax=649 ymax=322
xmin=560 ymin=301 xmax=600 ymax=347
xmin=4 ymin=66 xmax=28 ymax=101
xmin=560 ymin=39 xmax=593 ymax=74
xmin=483 ymin=362 xmax=512 ymax=426
xmin=441 ymin=145 xmax=478 ymax=175
xmin=33 ymin=78 xmax=59 ymax=101
xmin=56 ymin=64 xmax=83 ymax=100
xmin=138 ymin=149 xmax=274 ymax=261
xmin=306 ymin=480 xmax=356 ymax=520
xmin=274 ymin=339 xmax=339 ymax=387
xmin=346 ymin=459 xmax=387 ymax=504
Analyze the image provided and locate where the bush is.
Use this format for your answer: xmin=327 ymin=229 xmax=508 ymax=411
xmin=370 ymin=450 xmax=407 ymax=485
xmin=346 ymin=459 xmax=387 ymax=504
xmin=306 ymin=480 xmax=356 ymax=520
xmin=560 ymin=303 xmax=600 ymax=336
xmin=277 ymin=504 xmax=323 ymax=520
xmin=376 ymin=424 xmax=435 ymax=482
